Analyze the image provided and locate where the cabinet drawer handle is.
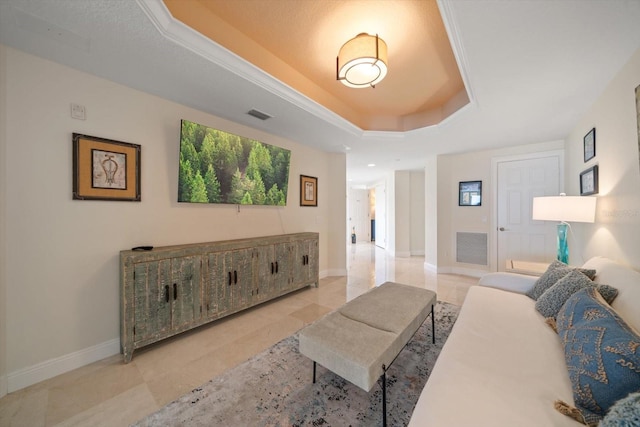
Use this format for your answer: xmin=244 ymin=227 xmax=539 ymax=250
xmin=228 ymin=271 xmax=232 ymax=286
xmin=271 ymin=262 xmax=274 ymax=275
xmin=234 ymin=270 xmax=238 ymax=284
xmin=173 ymin=283 xmax=177 ymax=300
xmin=306 ymin=255 xmax=309 ymax=265
xmin=165 ymin=285 xmax=170 ymax=303
xmin=275 ymin=261 xmax=278 ymax=273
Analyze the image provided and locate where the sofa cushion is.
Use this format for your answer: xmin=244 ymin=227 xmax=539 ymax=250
xmin=298 ymin=311 xmax=398 ymax=391
xmin=582 ymin=257 xmax=640 ymax=334
xmin=555 ymin=287 xmax=640 ymax=426
xmin=534 ymin=270 xmax=618 ymax=318
xmin=526 ymin=260 xmax=596 ymax=300
xmin=478 ymin=272 xmax=538 ymax=294
xmin=408 ymin=286 xmax=578 ymax=427
xmin=338 ymin=282 xmax=434 ymax=335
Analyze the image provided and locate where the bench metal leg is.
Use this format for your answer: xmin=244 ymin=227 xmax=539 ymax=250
xmin=313 ymin=361 xmax=316 ymax=383
xmin=431 ymin=304 xmax=436 ymax=344
xmin=382 ymin=364 xmax=387 ymax=427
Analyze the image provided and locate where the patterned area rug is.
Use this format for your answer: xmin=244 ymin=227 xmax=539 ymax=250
xmin=133 ymin=301 xmax=460 ymax=427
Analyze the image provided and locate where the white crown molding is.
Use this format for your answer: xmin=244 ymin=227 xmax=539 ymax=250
xmin=437 ymin=0 xmax=476 ymax=108
xmin=136 ymin=0 xmax=365 ymax=138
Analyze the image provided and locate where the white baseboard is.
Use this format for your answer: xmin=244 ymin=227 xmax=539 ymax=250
xmin=0 ymin=373 xmax=7 ymax=398
xmin=8 ymin=338 xmax=120 ymax=393
xmin=395 ymin=251 xmax=411 ymax=258
xmin=411 ymin=250 xmax=425 ymax=256
xmin=321 ymin=268 xmax=347 ymax=277
xmin=437 ymin=266 xmax=487 ymax=278
xmin=424 ymin=262 xmax=438 ymax=273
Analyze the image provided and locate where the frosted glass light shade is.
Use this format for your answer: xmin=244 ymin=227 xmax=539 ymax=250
xmin=532 ymin=196 xmax=596 ymax=223
xmin=337 ymin=33 xmax=388 ymax=88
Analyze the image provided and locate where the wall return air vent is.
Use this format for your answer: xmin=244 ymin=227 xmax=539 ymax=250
xmin=247 ymin=109 xmax=272 ymax=121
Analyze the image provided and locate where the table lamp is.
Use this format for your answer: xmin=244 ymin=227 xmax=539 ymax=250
xmin=532 ymin=193 xmax=596 ymax=264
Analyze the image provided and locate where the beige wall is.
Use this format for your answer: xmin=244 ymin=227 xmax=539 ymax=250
xmin=409 ymin=171 xmax=425 ymax=255
xmin=0 ymin=45 xmax=346 ymax=391
xmin=565 ymin=47 xmax=640 ymax=269
xmin=0 ymin=43 xmax=7 ymax=397
xmin=424 ymin=156 xmax=438 ymax=270
xmin=386 ymin=169 xmax=426 ymax=257
xmin=436 ymin=140 xmax=564 ymax=274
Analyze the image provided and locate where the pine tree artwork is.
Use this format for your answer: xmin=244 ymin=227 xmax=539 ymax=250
xmin=178 ymin=119 xmax=290 ymax=205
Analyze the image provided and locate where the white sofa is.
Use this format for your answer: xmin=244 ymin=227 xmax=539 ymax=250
xmin=408 ymin=257 xmax=640 ymax=426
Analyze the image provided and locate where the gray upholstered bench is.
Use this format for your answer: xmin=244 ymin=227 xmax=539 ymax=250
xmin=299 ymin=281 xmax=437 ymax=426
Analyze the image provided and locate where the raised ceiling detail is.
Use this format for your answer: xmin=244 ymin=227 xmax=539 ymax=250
xmin=163 ymin=0 xmax=468 ymax=132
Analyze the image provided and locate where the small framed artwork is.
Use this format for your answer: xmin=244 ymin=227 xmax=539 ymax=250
xmin=583 ymin=127 xmax=596 ymax=162
xmin=459 ymin=180 xmax=482 ymax=206
xmin=72 ymin=133 xmax=141 ymax=201
xmin=300 ymin=175 xmax=317 ymax=207
xmin=580 ymin=165 xmax=599 ymax=196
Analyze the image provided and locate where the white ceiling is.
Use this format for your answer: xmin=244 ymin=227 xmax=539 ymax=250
xmin=1 ymin=0 xmax=640 ymax=185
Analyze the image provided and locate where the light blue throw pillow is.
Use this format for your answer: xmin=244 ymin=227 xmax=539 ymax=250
xmin=526 ymin=260 xmax=596 ymax=300
xmin=555 ymin=287 xmax=640 ymax=426
xmin=535 ymin=270 xmax=618 ymax=319
xmin=599 ymin=391 xmax=640 ymax=427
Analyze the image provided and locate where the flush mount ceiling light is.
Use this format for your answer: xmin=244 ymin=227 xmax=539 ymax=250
xmin=337 ymin=33 xmax=388 ymax=88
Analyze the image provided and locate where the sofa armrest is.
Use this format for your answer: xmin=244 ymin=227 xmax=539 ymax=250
xmin=478 ymin=272 xmax=537 ymax=294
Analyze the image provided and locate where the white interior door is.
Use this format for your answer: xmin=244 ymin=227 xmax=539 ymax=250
xmin=348 ymin=188 xmax=369 ymax=243
xmin=375 ymin=184 xmax=386 ymax=249
xmin=497 ymin=155 xmax=561 ymax=270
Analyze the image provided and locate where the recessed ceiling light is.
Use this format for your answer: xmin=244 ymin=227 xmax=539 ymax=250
xmin=367 ymin=163 xmax=376 ymax=167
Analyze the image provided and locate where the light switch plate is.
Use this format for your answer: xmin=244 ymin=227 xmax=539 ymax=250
xmin=70 ymin=103 xmax=86 ymax=120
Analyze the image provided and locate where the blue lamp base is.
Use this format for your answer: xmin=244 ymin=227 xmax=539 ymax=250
xmin=557 ymin=223 xmax=569 ymax=264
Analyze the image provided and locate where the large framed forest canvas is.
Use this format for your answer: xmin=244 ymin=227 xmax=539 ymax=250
xmin=178 ymin=119 xmax=291 ymax=205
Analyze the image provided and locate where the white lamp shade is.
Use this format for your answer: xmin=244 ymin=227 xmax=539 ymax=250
xmin=532 ymin=196 xmax=596 ymax=223
xmin=337 ymin=33 xmax=388 ymax=88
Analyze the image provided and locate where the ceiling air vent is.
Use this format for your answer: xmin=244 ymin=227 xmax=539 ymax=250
xmin=247 ymin=109 xmax=272 ymax=121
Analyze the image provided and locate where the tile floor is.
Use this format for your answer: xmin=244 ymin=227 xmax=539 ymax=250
xmin=0 ymin=242 xmax=478 ymax=427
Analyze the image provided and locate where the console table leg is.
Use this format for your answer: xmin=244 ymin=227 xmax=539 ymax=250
xmin=313 ymin=361 xmax=316 ymax=383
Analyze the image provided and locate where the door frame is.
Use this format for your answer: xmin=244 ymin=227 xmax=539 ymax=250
xmin=490 ymin=149 xmax=564 ymax=272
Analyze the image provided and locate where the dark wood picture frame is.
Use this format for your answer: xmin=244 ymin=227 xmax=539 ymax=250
xmin=72 ymin=133 xmax=141 ymax=201
xmin=300 ymin=175 xmax=317 ymax=207
xmin=580 ymin=165 xmax=599 ymax=196
xmin=459 ymin=180 xmax=482 ymax=206
xmin=583 ymin=127 xmax=596 ymax=162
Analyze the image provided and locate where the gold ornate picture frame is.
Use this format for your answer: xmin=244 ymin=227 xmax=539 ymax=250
xmin=300 ymin=175 xmax=317 ymax=207
xmin=72 ymin=133 xmax=141 ymax=201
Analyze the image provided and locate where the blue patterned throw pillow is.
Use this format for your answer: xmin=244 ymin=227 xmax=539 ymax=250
xmin=555 ymin=287 xmax=640 ymax=426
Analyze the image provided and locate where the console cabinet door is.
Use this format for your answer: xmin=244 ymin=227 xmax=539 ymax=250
xmin=204 ymin=252 xmax=226 ymax=318
xmin=200 ymin=249 xmax=254 ymax=319
xmin=255 ymin=245 xmax=275 ymax=302
xmin=255 ymin=243 xmax=293 ymax=296
xmin=273 ymin=243 xmax=293 ymax=293
xmin=133 ymin=259 xmax=172 ymax=344
xmin=294 ymin=238 xmax=319 ymax=287
xmin=170 ymin=256 xmax=202 ymax=330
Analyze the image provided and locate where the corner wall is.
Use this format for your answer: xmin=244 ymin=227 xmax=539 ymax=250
xmin=565 ymin=46 xmax=640 ymax=269
xmin=436 ymin=140 xmax=564 ymax=275
xmin=2 ymin=45 xmax=346 ymax=391
xmin=0 ymin=43 xmax=8 ymax=398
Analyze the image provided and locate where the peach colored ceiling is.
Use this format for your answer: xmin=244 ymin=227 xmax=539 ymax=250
xmin=164 ymin=0 xmax=467 ymax=132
